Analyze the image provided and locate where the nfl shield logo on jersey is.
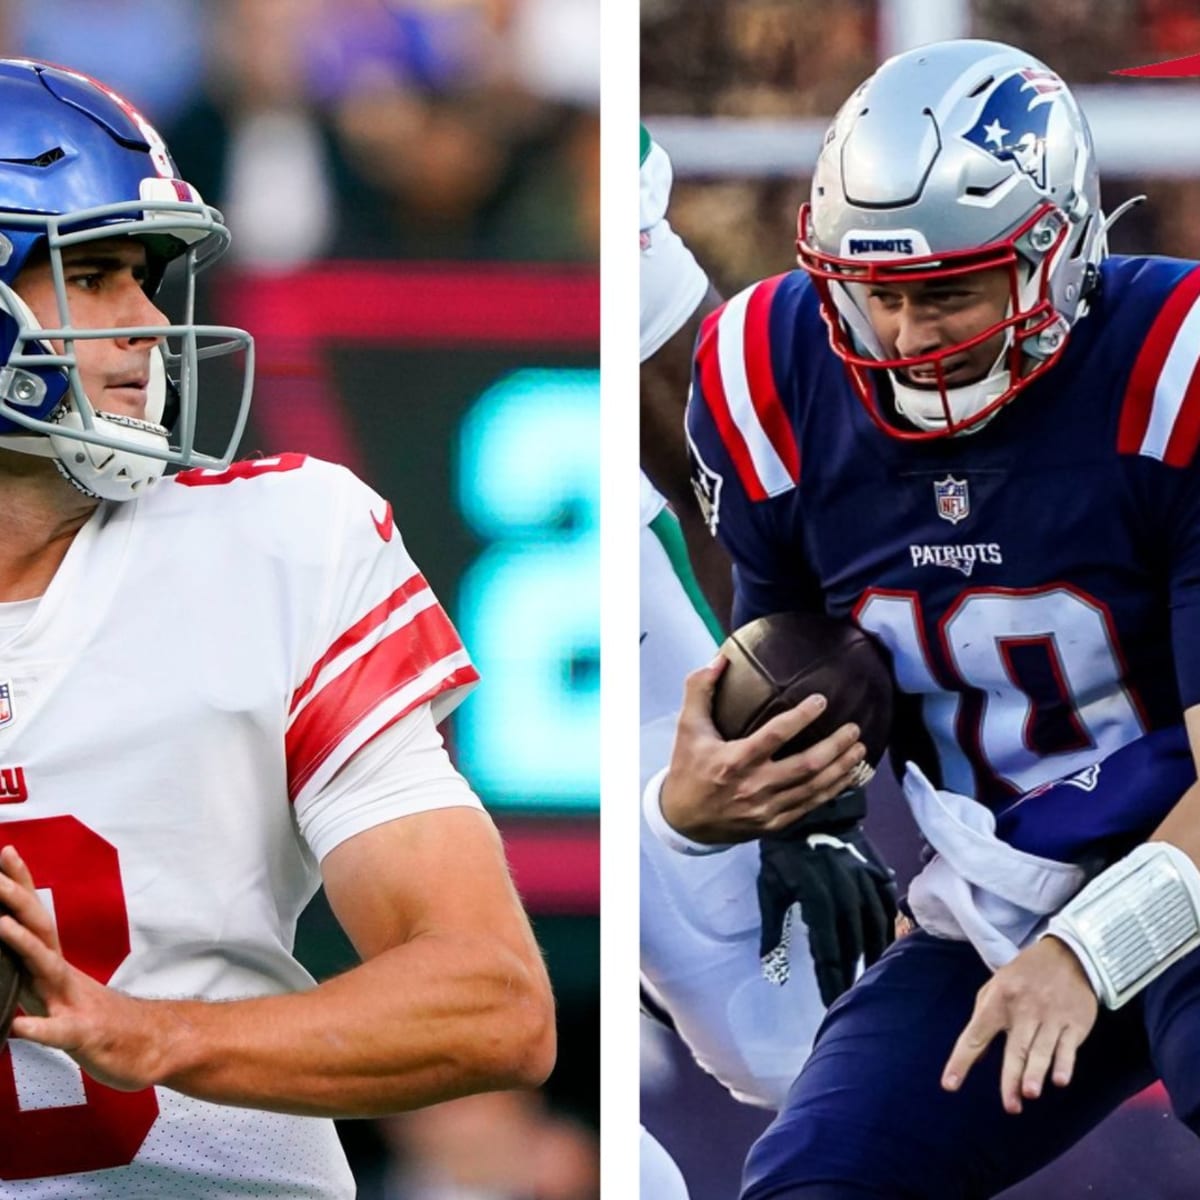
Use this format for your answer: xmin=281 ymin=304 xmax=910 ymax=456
xmin=934 ymin=476 xmax=970 ymax=524
xmin=0 ymin=682 xmax=12 ymax=728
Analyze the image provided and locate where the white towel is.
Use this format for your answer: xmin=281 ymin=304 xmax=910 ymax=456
xmin=902 ymin=763 xmax=1087 ymax=969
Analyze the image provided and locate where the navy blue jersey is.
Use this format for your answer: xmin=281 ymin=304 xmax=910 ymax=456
xmin=686 ymin=256 xmax=1200 ymax=811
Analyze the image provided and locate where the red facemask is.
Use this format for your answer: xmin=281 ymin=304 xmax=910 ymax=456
xmin=796 ymin=202 xmax=1073 ymax=439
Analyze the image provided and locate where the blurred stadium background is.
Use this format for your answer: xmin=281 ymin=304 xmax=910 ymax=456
xmin=0 ymin=1 xmax=599 ymax=1195
xmin=642 ymin=1 xmax=1200 ymax=1198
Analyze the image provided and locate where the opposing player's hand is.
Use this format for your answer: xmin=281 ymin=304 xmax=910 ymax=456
xmin=757 ymin=808 xmax=897 ymax=1005
xmin=942 ymin=936 xmax=1098 ymax=1114
xmin=659 ymin=657 xmax=868 ymax=843
xmin=0 ymin=844 xmax=170 ymax=1093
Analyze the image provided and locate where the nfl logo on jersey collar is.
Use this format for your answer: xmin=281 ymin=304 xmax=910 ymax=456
xmin=0 ymin=681 xmax=12 ymax=729
xmin=934 ymin=476 xmax=970 ymax=524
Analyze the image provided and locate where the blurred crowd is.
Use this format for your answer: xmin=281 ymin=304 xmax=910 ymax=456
xmin=643 ymin=0 xmax=1200 ymax=292
xmin=643 ymin=0 xmax=1200 ymax=111
xmin=0 ymin=0 xmax=599 ymax=267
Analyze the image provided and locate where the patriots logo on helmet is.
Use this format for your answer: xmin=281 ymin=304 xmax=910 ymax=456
xmin=963 ymin=69 xmax=1063 ymax=190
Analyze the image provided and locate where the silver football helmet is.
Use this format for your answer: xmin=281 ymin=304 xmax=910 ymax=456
xmin=797 ymin=39 xmax=1105 ymax=438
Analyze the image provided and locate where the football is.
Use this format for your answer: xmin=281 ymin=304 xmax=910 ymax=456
xmin=0 ymin=928 xmax=19 ymax=1045
xmin=711 ymin=611 xmax=895 ymax=774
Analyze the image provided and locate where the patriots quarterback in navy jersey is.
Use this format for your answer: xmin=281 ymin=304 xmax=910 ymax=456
xmin=674 ymin=38 xmax=1200 ymax=1199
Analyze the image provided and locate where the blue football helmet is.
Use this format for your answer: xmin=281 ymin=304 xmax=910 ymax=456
xmin=0 ymin=59 xmax=253 ymax=499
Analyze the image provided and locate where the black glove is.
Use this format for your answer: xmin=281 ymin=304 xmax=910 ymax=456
xmin=757 ymin=791 xmax=898 ymax=1007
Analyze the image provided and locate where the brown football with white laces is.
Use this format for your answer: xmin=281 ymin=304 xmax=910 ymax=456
xmin=711 ymin=611 xmax=895 ymax=779
xmin=0 ymin=921 xmax=20 ymax=1045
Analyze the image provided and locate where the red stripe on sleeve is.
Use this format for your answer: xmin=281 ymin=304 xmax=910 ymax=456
xmin=288 ymin=664 xmax=480 ymax=804
xmin=286 ymin=603 xmax=476 ymax=801
xmin=290 ymin=573 xmax=430 ymax=715
xmin=1118 ymin=266 xmax=1200 ymax=454
xmin=1164 ymin=360 xmax=1200 ymax=466
xmin=743 ymin=276 xmax=800 ymax=485
xmin=696 ymin=304 xmax=767 ymax=502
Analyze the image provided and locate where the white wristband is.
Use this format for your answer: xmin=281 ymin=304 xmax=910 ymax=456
xmin=641 ymin=767 xmax=732 ymax=856
xmin=1043 ymin=842 xmax=1200 ymax=1009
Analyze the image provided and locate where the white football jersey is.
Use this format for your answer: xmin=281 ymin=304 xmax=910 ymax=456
xmin=638 ymin=473 xmax=721 ymax=738
xmin=0 ymin=454 xmax=479 ymax=1197
xmin=639 ymin=472 xmax=823 ymax=1109
xmin=640 ymin=126 xmax=708 ymax=363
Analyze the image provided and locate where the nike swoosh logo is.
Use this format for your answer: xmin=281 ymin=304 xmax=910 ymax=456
xmin=371 ymin=502 xmax=394 ymax=543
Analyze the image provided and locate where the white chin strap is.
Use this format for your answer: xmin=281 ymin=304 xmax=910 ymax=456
xmin=890 ymin=354 xmax=1011 ymax=435
xmin=0 ymin=409 xmax=169 ymax=501
xmin=47 ymin=406 xmax=170 ymax=501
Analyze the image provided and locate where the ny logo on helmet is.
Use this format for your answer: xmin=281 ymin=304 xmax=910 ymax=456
xmin=963 ymin=69 xmax=1064 ymax=190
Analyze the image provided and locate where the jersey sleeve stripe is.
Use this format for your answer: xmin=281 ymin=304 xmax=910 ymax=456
xmin=697 ymin=304 xmax=769 ymax=501
xmin=1141 ymin=294 xmax=1200 ymax=463
xmin=715 ymin=281 xmax=799 ymax=497
xmin=290 ymin=573 xmax=431 ymax=715
xmin=1164 ymin=362 xmax=1200 ymax=466
xmin=1118 ymin=265 xmax=1200 ymax=460
xmin=285 ymin=603 xmax=478 ymax=800
xmin=289 ymin=661 xmax=479 ymax=805
xmin=742 ymin=275 xmax=801 ymax=484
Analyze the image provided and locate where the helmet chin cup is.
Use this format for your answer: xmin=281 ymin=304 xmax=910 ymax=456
xmin=891 ymin=367 xmax=1011 ymax=435
xmin=48 ymin=409 xmax=169 ymax=500
xmin=42 ymin=347 xmax=171 ymax=500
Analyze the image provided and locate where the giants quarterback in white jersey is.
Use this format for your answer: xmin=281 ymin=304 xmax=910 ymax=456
xmin=0 ymin=60 xmax=554 ymax=1197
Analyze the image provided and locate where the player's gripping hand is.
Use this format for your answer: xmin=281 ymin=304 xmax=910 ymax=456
xmin=756 ymin=794 xmax=898 ymax=1005
xmin=942 ymin=937 xmax=1098 ymax=1114
xmin=0 ymin=844 xmax=173 ymax=1093
xmin=659 ymin=657 xmax=868 ymax=844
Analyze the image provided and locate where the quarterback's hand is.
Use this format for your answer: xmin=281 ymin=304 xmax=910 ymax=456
xmin=0 ymin=845 xmax=171 ymax=1093
xmin=756 ymin=801 xmax=898 ymax=1006
xmin=659 ymin=657 xmax=868 ymax=844
xmin=942 ymin=936 xmax=1099 ymax=1114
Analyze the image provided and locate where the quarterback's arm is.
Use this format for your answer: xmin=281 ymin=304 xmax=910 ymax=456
xmin=0 ymin=769 xmax=555 ymax=1118
xmin=165 ymin=807 xmax=554 ymax=1115
xmin=245 ymin=810 xmax=553 ymax=1108
xmin=942 ymin=707 xmax=1200 ymax=1111
xmin=659 ymin=300 xmax=865 ymax=841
